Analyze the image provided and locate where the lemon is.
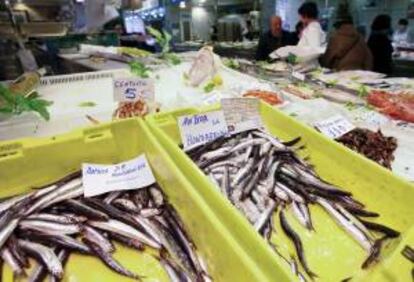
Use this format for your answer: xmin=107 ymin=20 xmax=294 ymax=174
xmin=212 ymin=74 xmax=223 ymax=86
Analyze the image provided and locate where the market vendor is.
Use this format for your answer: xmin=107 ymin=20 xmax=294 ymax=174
xmin=321 ymin=2 xmax=373 ymax=71
xmin=255 ymin=16 xmax=294 ymax=61
xmin=297 ymin=2 xmax=326 ymax=52
xmin=393 ymin=18 xmax=410 ymax=45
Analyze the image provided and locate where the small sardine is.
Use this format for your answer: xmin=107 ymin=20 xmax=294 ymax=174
xmin=82 ymin=225 xmax=115 ymax=253
xmin=19 ymin=219 xmax=80 ymax=235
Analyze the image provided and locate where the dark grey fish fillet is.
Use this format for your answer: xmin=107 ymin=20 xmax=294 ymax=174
xmin=63 ymin=199 xmax=109 ymax=221
xmin=83 ymin=237 xmax=142 ymax=280
xmin=279 ymin=210 xmax=317 ymax=279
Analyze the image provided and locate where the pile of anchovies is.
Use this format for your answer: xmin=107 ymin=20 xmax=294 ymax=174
xmin=186 ymin=129 xmax=400 ymax=281
xmin=0 ymin=173 xmax=210 ymax=282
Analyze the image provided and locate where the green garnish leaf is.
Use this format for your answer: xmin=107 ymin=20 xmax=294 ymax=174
xmin=203 ymin=82 xmax=215 ymax=93
xmin=129 ymin=61 xmax=150 ymax=78
xmin=79 ymin=101 xmax=96 ymax=107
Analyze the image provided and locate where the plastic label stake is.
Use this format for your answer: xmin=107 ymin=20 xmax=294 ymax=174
xmin=83 ymin=154 xmax=156 ymax=197
xmin=314 ymin=114 xmax=355 ymax=139
xmin=178 ymin=110 xmax=228 ymax=149
xmin=113 ymin=77 xmax=154 ymax=102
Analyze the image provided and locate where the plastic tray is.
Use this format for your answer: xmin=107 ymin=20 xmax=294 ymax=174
xmin=0 ymin=118 xmax=271 ymax=282
xmin=146 ymin=102 xmax=414 ymax=282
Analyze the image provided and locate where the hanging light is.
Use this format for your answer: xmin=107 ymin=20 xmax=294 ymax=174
xmin=179 ymin=1 xmax=186 ymax=8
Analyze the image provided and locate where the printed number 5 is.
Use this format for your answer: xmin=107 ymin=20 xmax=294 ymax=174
xmin=125 ymin=88 xmax=136 ymax=99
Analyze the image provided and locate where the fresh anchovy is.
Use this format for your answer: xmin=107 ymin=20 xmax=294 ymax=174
xmin=279 ymin=210 xmax=317 ymax=279
xmin=343 ymin=206 xmax=379 ymax=218
xmin=49 ymin=249 xmax=70 ymax=282
xmin=113 ymin=198 xmax=139 ymax=213
xmin=291 ymin=202 xmax=310 ymax=231
xmin=18 ymin=239 xmax=63 ymax=278
xmin=28 ymin=262 xmax=48 ymax=282
xmin=1 ymin=246 xmax=25 ymax=276
xmin=88 ymin=219 xmax=161 ymax=249
xmin=108 ymin=232 xmax=144 ymax=250
xmin=7 ymin=236 xmax=29 ymax=268
xmin=19 ymin=219 xmax=80 ymax=235
xmin=83 ymin=237 xmax=142 ymax=280
xmin=139 ymin=208 xmax=162 ymax=218
xmin=318 ymin=198 xmax=372 ymax=251
xmin=26 ymin=213 xmax=87 ymax=224
xmin=254 ymin=201 xmax=277 ymax=233
xmin=151 ymin=218 xmax=200 ymax=281
xmin=358 ymin=219 xmax=400 ymax=238
xmin=82 ymin=225 xmax=115 ymax=253
xmin=64 ymin=199 xmax=109 ymax=221
xmin=298 ymin=203 xmax=313 ymax=231
xmin=0 ymin=185 xmax=57 ymax=215
xmin=0 ymin=218 xmax=20 ymax=250
xmin=103 ymin=191 xmax=123 ymax=205
xmin=159 ymin=256 xmax=182 ymax=282
xmin=25 ymin=178 xmax=82 ymax=215
xmin=20 ymin=230 xmax=90 ymax=253
xmin=362 ymin=236 xmax=387 ymax=269
xmin=402 ymin=246 xmax=414 ymax=263
xmin=133 ymin=215 xmax=163 ymax=244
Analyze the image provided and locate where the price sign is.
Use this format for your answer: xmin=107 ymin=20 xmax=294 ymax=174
xmin=178 ymin=110 xmax=228 ymax=149
xmin=113 ymin=78 xmax=154 ymax=102
xmin=221 ymin=98 xmax=263 ymax=133
xmin=292 ymin=71 xmax=306 ymax=81
xmin=314 ymin=115 xmax=356 ymax=139
xmin=83 ymin=154 xmax=156 ymax=197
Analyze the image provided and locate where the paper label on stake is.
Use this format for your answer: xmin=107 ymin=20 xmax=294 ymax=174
xmin=314 ymin=115 xmax=356 ymax=139
xmin=292 ymin=71 xmax=306 ymax=81
xmin=82 ymin=154 xmax=156 ymax=197
xmin=178 ymin=110 xmax=228 ymax=149
xmin=113 ymin=77 xmax=154 ymax=102
xmin=221 ymin=98 xmax=263 ymax=133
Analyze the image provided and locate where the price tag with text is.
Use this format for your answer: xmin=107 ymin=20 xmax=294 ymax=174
xmin=83 ymin=154 xmax=156 ymax=197
xmin=314 ymin=115 xmax=356 ymax=139
xmin=292 ymin=71 xmax=306 ymax=81
xmin=178 ymin=110 xmax=228 ymax=149
xmin=221 ymin=98 xmax=263 ymax=133
xmin=113 ymin=77 xmax=154 ymax=102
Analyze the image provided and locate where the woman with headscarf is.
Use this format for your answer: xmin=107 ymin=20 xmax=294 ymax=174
xmin=368 ymin=14 xmax=394 ymax=75
xmin=321 ymin=0 xmax=373 ymax=71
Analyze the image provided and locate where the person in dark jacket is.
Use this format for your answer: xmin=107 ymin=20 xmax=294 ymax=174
xmin=256 ymin=16 xmax=294 ymax=61
xmin=321 ymin=1 xmax=373 ymax=71
xmin=367 ymin=14 xmax=394 ymax=75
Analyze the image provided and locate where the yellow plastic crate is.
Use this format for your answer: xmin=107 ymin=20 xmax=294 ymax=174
xmin=146 ymin=102 xmax=414 ymax=282
xmin=0 ymin=118 xmax=272 ymax=282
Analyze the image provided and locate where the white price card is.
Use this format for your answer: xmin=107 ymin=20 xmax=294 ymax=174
xmin=178 ymin=110 xmax=228 ymax=149
xmin=113 ymin=77 xmax=154 ymax=102
xmin=314 ymin=114 xmax=356 ymax=139
xmin=292 ymin=71 xmax=306 ymax=81
xmin=82 ymin=154 xmax=156 ymax=197
xmin=221 ymin=98 xmax=263 ymax=134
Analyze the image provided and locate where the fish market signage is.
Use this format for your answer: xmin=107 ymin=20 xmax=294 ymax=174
xmin=113 ymin=77 xmax=154 ymax=102
xmin=178 ymin=110 xmax=228 ymax=149
xmin=82 ymin=154 xmax=156 ymax=197
xmin=314 ymin=114 xmax=355 ymax=139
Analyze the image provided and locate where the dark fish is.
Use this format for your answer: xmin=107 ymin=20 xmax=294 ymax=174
xmin=82 ymin=225 xmax=115 ymax=253
xmin=362 ymin=237 xmax=387 ymax=269
xmin=19 ymin=230 xmax=90 ymax=254
xmin=6 ymin=235 xmax=29 ymax=268
xmin=282 ymin=137 xmax=302 ymax=147
xmin=344 ymin=206 xmax=379 ymax=218
xmin=49 ymin=249 xmax=70 ymax=282
xmin=113 ymin=198 xmax=139 ymax=213
xmin=359 ymin=219 xmax=400 ymax=238
xmin=401 ymin=246 xmax=414 ymax=263
xmin=27 ymin=263 xmax=48 ymax=282
xmin=1 ymin=246 xmax=26 ymax=276
xmin=83 ymin=237 xmax=142 ymax=280
xmin=64 ymin=199 xmax=109 ymax=221
xmin=279 ymin=210 xmax=317 ymax=279
xmin=108 ymin=232 xmax=145 ymax=251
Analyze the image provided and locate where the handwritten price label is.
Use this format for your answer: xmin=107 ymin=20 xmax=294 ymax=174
xmin=178 ymin=110 xmax=228 ymax=149
xmin=221 ymin=98 xmax=263 ymax=133
xmin=113 ymin=78 xmax=154 ymax=102
xmin=82 ymin=154 xmax=156 ymax=197
xmin=314 ymin=115 xmax=356 ymax=139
